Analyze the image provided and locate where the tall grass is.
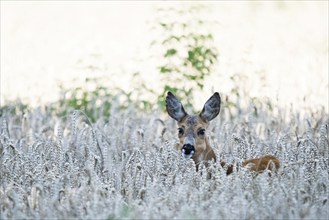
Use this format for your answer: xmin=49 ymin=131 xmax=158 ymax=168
xmin=0 ymin=99 xmax=328 ymax=219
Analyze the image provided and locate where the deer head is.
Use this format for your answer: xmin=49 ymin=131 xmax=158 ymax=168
xmin=166 ymin=92 xmax=221 ymax=165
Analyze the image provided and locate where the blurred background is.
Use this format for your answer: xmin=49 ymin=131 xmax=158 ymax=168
xmin=1 ymin=1 xmax=328 ymax=118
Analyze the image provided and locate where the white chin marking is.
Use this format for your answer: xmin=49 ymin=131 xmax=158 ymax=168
xmin=181 ymin=151 xmax=194 ymax=159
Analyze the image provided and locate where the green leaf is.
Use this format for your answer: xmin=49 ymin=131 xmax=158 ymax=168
xmin=164 ymin=49 xmax=177 ymax=57
xmin=159 ymin=66 xmax=172 ymax=73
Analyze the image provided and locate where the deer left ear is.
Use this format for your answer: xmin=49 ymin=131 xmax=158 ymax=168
xmin=166 ymin=92 xmax=187 ymax=122
xmin=200 ymin=92 xmax=221 ymax=122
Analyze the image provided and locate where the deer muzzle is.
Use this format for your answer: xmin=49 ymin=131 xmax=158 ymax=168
xmin=181 ymin=144 xmax=195 ymax=159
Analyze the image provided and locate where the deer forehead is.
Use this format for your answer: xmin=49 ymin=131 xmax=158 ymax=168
xmin=178 ymin=115 xmax=208 ymax=130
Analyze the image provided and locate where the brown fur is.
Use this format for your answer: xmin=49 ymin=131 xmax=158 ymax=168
xmin=242 ymin=155 xmax=280 ymax=173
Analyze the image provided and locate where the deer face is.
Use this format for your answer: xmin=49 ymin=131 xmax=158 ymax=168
xmin=166 ymin=92 xmax=221 ymax=161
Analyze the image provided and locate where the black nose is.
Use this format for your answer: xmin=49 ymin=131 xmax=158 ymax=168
xmin=182 ymin=144 xmax=195 ymax=155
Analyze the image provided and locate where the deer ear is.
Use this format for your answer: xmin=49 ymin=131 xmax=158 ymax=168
xmin=200 ymin=92 xmax=221 ymax=122
xmin=166 ymin=92 xmax=187 ymax=122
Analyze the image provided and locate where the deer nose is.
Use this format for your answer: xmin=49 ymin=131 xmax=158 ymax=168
xmin=182 ymin=144 xmax=195 ymax=156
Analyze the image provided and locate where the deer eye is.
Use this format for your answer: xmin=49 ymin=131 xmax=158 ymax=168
xmin=197 ymin=129 xmax=205 ymax=136
xmin=178 ymin=128 xmax=184 ymax=135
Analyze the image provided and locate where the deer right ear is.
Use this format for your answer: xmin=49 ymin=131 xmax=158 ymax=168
xmin=166 ymin=92 xmax=187 ymax=122
xmin=199 ymin=92 xmax=221 ymax=122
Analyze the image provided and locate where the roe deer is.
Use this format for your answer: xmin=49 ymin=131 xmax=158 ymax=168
xmin=166 ymin=92 xmax=280 ymax=175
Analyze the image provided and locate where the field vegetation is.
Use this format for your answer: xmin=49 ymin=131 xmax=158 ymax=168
xmin=1 ymin=94 xmax=328 ymax=219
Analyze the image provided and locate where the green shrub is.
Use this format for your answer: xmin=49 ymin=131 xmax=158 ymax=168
xmin=151 ymin=5 xmax=218 ymax=111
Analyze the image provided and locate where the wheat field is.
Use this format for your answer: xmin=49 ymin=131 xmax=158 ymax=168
xmin=0 ymin=100 xmax=328 ymax=219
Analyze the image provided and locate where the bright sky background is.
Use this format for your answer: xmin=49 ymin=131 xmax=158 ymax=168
xmin=1 ymin=1 xmax=328 ymax=111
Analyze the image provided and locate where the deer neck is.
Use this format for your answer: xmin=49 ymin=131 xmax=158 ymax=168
xmin=192 ymin=137 xmax=217 ymax=168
